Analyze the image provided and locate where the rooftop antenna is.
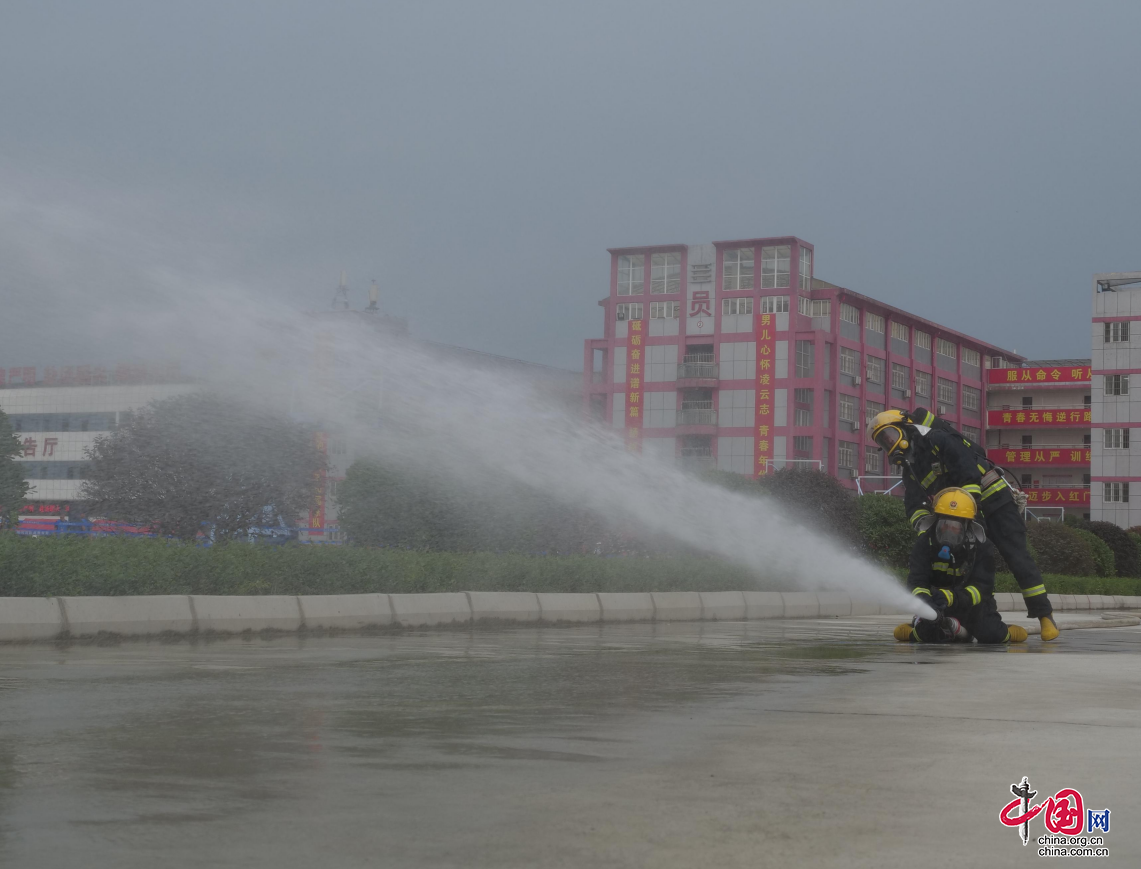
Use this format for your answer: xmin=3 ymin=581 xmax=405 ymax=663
xmin=366 ymin=279 xmax=380 ymax=312
xmin=331 ymin=270 xmax=351 ymax=310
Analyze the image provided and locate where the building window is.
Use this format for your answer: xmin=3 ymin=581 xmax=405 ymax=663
xmin=840 ymin=303 xmax=860 ymax=325
xmin=865 ymin=313 xmax=885 ymax=334
xmin=760 ymin=245 xmax=790 ymax=288
xmin=795 ymin=340 xmax=815 ymax=377
xmin=723 ymin=248 xmax=754 ymax=291
xmin=936 ymin=338 xmax=957 ymax=359
xmin=865 ymin=399 xmax=885 ymax=428
xmin=866 ymin=356 xmax=884 ymax=384
xmin=798 ymin=297 xmax=830 ymax=318
xmin=891 ymin=363 xmax=909 ymax=391
xmin=839 ymin=347 xmax=859 ymax=376
xmin=1104 ymin=482 xmax=1130 ymax=503
xmin=962 ymin=385 xmax=981 ymax=412
xmin=1104 ymin=428 xmax=1131 ymax=449
xmin=865 ymin=446 xmax=882 ymax=474
xmin=793 ymin=435 xmax=813 ymax=458
xmin=799 ymin=247 xmax=812 ymax=291
xmin=838 ymin=441 xmax=856 ymax=469
xmin=962 ymin=347 xmax=981 ymax=368
xmin=935 ymin=376 xmax=953 ymax=410
xmin=722 ymin=297 xmax=753 ymax=316
xmin=760 ymin=295 xmax=789 ymax=313
xmin=617 ymin=255 xmax=644 ymax=295
xmin=890 ymin=322 xmax=909 ymax=342
xmin=794 ymin=388 xmax=814 ymax=426
xmin=915 ymin=330 xmax=932 ymax=351
xmin=915 ymin=370 xmax=931 ymax=397
xmin=650 ymin=301 xmax=679 ymax=319
xmin=962 ymin=424 xmax=980 ymax=443
xmin=650 ymin=252 xmax=681 ymax=294
xmin=1105 ymin=374 xmax=1130 ymax=396
xmin=616 ymin=303 xmax=642 ymax=321
xmin=1105 ymin=321 xmax=1131 ymax=343
xmin=838 ymin=393 xmax=856 ymax=422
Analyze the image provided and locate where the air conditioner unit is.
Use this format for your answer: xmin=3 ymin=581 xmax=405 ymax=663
xmin=845 ymin=468 xmax=858 ymax=479
xmin=853 ymin=376 xmax=862 ymax=385
xmin=847 ymin=420 xmax=859 ymax=432
xmin=903 ymin=389 xmax=912 ymax=399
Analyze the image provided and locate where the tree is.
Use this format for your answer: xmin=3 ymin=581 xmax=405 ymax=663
xmin=0 ymin=409 xmax=30 ymax=528
xmin=338 ymin=458 xmax=630 ymax=554
xmin=81 ymin=392 xmax=325 ymax=541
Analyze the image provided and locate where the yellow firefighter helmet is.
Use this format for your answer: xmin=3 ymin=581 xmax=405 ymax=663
xmin=931 ymin=487 xmax=977 ymax=520
xmin=868 ymin=409 xmax=911 ymax=461
xmin=917 ymin=487 xmax=987 ymax=546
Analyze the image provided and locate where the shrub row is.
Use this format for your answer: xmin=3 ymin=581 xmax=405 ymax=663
xmin=0 ymin=533 xmax=763 ymax=597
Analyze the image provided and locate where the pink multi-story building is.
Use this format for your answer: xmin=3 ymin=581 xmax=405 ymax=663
xmin=583 ymin=236 xmax=1023 ymax=487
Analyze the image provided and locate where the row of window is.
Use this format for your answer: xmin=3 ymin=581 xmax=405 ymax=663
xmin=617 ymin=247 xmax=812 ymax=296
xmin=838 ymin=442 xmax=891 ymax=474
xmin=616 ymin=297 xmax=980 ymax=368
xmin=20 ymin=461 xmax=90 ymax=480
xmin=7 ymin=413 xmax=117 ymax=433
xmin=616 ymin=303 xmax=683 ymax=320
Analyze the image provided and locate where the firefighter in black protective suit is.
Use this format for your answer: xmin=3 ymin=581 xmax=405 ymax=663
xmin=892 ymin=486 xmax=1028 ymax=643
xmin=868 ymin=408 xmax=1060 ymax=641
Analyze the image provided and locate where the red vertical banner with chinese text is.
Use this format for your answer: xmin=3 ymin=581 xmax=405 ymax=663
xmin=754 ymin=313 xmax=776 ymax=476
xmin=626 ymin=320 xmax=644 ymax=453
xmin=309 ymin=432 xmax=328 ymax=530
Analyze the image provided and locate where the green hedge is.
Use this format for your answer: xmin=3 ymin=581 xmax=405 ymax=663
xmin=0 ymin=534 xmax=765 ymax=597
xmin=1072 ymin=528 xmax=1115 ymax=577
xmin=994 ymin=573 xmax=1141 ymax=596
xmin=856 ymin=494 xmax=913 ymax=569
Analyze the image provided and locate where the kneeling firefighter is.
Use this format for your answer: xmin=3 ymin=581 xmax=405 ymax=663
xmin=869 ymin=408 xmax=1059 ymax=641
xmin=892 ymin=487 xmax=1028 ymax=644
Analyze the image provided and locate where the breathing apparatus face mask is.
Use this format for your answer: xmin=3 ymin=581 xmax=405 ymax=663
xmin=935 ymin=518 xmax=966 ymax=547
xmin=873 ymin=425 xmax=908 ymax=464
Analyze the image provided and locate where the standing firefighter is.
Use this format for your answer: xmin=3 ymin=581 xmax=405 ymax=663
xmin=868 ymin=408 xmax=1060 ymax=641
xmin=892 ymin=487 xmax=1028 ymax=643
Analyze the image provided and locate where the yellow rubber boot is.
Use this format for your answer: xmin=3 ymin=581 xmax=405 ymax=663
xmin=893 ymin=623 xmax=914 ymax=642
xmin=1006 ymin=625 xmax=1028 ymax=643
xmin=1039 ymin=615 xmax=1060 ymax=642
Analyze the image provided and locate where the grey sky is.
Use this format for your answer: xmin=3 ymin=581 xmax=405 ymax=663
xmin=1 ymin=0 xmax=1138 ymax=370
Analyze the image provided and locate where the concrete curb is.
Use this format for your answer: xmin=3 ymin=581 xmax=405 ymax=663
xmin=3 ymin=590 xmax=1141 ymax=642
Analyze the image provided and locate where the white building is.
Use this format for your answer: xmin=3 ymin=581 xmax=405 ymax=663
xmin=1090 ymin=272 xmax=1141 ymax=528
xmin=0 ymin=370 xmax=194 ymax=518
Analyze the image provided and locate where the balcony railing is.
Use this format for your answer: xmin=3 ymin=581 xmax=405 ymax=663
xmin=998 ymin=444 xmax=1090 ymax=450
xmin=678 ymin=362 xmax=718 ymax=379
xmin=677 ymin=408 xmax=717 ymax=426
xmin=679 ymin=454 xmax=716 ymax=473
xmin=996 ymin=405 xmax=1088 ymax=411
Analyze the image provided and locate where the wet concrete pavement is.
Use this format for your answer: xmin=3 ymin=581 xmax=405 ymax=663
xmin=1 ymin=616 xmax=1138 ymax=868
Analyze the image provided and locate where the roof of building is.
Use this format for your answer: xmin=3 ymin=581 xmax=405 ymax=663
xmin=1021 ymin=359 xmax=1091 ymax=367
xmin=819 ymin=285 xmax=1023 ymax=361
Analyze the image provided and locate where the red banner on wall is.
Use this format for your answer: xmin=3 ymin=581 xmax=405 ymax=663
xmin=988 ymin=448 xmax=1090 ymax=466
xmin=987 ymin=409 xmax=1091 ymax=427
xmin=1023 ymin=488 xmax=1091 ymax=505
xmin=988 ymin=366 xmax=1091 ymax=385
xmin=625 ymin=320 xmax=643 ymax=453
xmin=754 ymin=313 xmax=776 ymax=476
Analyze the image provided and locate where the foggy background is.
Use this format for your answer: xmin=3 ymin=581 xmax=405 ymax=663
xmin=1 ymin=0 xmax=1138 ymax=369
